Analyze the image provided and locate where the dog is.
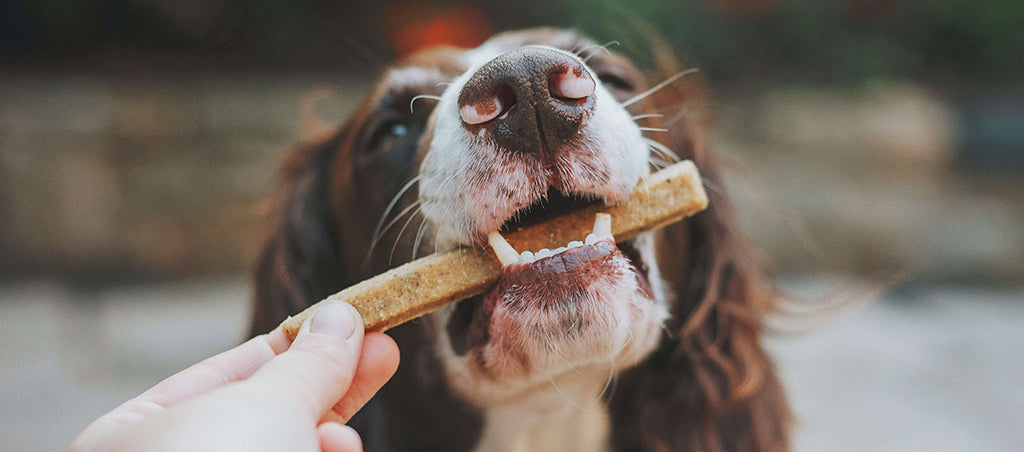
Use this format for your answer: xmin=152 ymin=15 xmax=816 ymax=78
xmin=250 ymin=28 xmax=790 ymax=451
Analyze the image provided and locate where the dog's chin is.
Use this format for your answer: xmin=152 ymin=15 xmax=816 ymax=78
xmin=439 ymin=235 xmax=668 ymax=403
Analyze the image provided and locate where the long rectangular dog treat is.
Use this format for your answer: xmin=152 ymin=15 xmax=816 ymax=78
xmin=280 ymin=160 xmax=708 ymax=340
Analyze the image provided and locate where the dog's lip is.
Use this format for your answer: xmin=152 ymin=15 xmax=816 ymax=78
xmin=489 ymin=233 xmax=650 ymax=301
xmin=499 ymin=237 xmax=622 ymax=286
xmin=446 ymin=225 xmax=651 ymax=357
xmin=480 ymin=212 xmax=652 ymax=308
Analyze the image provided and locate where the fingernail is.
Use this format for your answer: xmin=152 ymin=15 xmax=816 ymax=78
xmin=309 ymin=301 xmax=358 ymax=339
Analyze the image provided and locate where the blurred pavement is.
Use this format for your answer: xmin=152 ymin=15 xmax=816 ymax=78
xmin=1 ymin=277 xmax=1021 ymax=451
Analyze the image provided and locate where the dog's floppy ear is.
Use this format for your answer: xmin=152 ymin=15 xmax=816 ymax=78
xmin=249 ymin=131 xmax=350 ymax=337
xmin=607 ymin=68 xmax=790 ymax=451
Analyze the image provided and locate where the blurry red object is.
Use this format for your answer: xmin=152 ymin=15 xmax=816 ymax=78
xmin=387 ymin=1 xmax=492 ymax=57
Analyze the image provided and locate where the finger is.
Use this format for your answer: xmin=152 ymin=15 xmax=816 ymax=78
xmin=264 ymin=325 xmax=292 ymax=354
xmin=135 ymin=333 xmax=280 ymax=409
xmin=74 ymin=331 xmax=286 ymax=448
xmin=242 ymin=300 xmax=365 ymax=420
xmin=322 ymin=332 xmax=400 ymax=423
xmin=319 ymin=422 xmax=364 ymax=452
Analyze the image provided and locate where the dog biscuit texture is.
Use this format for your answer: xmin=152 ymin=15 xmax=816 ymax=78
xmin=280 ymin=160 xmax=709 ymax=340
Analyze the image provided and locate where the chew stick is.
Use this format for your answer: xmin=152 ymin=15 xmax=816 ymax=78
xmin=280 ymin=160 xmax=708 ymax=340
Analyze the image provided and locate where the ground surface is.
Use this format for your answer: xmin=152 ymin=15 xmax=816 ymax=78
xmin=1 ymin=277 xmax=1021 ymax=451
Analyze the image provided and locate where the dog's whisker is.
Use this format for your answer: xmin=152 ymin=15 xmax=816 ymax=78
xmin=578 ymin=40 xmax=620 ymax=63
xmin=631 ymin=113 xmax=664 ymax=121
xmin=389 ymin=206 xmax=423 ymax=265
xmin=546 ymin=375 xmax=582 ymax=408
xmin=648 ymin=157 xmax=670 ymax=171
xmin=648 ymin=154 xmax=676 ymax=173
xmin=545 ymin=374 xmax=603 ymax=414
xmin=638 ymin=175 xmax=651 ymax=204
xmin=648 ymin=154 xmax=670 ymax=164
xmin=573 ymin=40 xmax=610 ymax=55
xmin=571 ymin=39 xmax=619 ymax=55
xmin=600 ymin=326 xmax=633 ymax=398
xmin=599 ymin=365 xmax=618 ymax=400
xmin=644 ymin=138 xmax=681 ymax=163
xmin=621 ymin=68 xmax=700 ymax=108
xmin=547 ymin=337 xmax=581 ymax=375
xmin=412 ymin=215 xmax=430 ymax=260
xmin=433 ymin=220 xmax=443 ymax=255
xmin=369 ymin=200 xmax=422 ymax=256
xmin=409 ymin=95 xmax=442 ymax=113
xmin=541 ymin=335 xmax=597 ymax=410
xmin=540 ymin=339 xmax=608 ymax=416
xmin=372 ymin=176 xmax=422 ymax=246
xmin=701 ymin=177 xmax=723 ymax=195
xmin=647 ymin=146 xmax=675 ymax=164
xmin=638 ymin=127 xmax=669 ymax=133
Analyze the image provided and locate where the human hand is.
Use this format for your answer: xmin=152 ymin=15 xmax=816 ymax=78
xmin=70 ymin=300 xmax=400 ymax=452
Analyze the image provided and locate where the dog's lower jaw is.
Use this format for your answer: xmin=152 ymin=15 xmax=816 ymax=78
xmin=430 ymin=229 xmax=669 ymax=393
xmin=471 ymin=370 xmax=614 ymax=452
xmin=427 ymin=233 xmax=669 ymax=452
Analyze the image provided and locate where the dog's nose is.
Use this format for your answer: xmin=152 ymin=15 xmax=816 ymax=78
xmin=458 ymin=46 xmax=596 ymax=155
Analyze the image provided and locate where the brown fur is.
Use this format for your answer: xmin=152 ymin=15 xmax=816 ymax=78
xmin=250 ymin=28 xmax=790 ymax=451
xmin=607 ymin=78 xmax=791 ymax=451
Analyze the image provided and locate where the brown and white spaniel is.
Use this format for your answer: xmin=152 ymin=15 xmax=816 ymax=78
xmin=250 ymin=28 xmax=790 ymax=452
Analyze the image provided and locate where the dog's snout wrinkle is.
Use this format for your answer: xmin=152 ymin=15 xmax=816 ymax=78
xmin=457 ymin=46 xmax=595 ymax=157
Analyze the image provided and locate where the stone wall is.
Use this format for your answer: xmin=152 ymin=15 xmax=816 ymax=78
xmin=719 ymin=83 xmax=1024 ymax=283
xmin=0 ymin=75 xmax=367 ymax=278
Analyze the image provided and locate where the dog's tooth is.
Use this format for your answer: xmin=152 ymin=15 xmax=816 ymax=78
xmin=568 ymin=240 xmax=583 ymax=248
xmin=584 ymin=233 xmax=599 ymax=245
xmin=592 ymin=213 xmax=612 ymax=238
xmin=553 ymin=246 xmax=567 ymax=255
xmin=488 ymin=231 xmax=520 ymax=267
xmin=520 ymin=250 xmax=535 ymax=263
xmin=535 ymin=248 xmax=553 ymax=259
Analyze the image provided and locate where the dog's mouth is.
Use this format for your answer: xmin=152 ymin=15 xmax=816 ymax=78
xmin=446 ymin=189 xmax=653 ymax=361
xmin=498 ymin=187 xmax=598 ymax=234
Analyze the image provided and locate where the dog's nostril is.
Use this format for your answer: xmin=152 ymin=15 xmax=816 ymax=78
xmin=460 ymin=85 xmax=516 ymax=125
xmin=457 ymin=47 xmax=597 ymax=155
xmin=548 ymin=68 xmax=594 ymax=100
xmin=459 ymin=96 xmax=501 ymax=125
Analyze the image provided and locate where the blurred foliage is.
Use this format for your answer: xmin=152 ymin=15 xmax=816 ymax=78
xmin=1 ymin=0 xmax=1022 ymax=88
xmin=568 ymin=0 xmax=1024 ymax=89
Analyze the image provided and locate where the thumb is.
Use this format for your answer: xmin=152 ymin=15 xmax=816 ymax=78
xmin=243 ymin=300 xmax=365 ymax=420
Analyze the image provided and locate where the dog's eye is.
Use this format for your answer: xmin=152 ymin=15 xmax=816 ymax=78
xmin=388 ymin=123 xmax=409 ymax=138
xmin=367 ymin=120 xmax=410 ymax=152
xmin=597 ymin=73 xmax=635 ymax=93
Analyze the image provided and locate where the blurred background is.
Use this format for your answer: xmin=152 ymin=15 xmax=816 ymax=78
xmin=1 ymin=0 xmax=1021 ymax=450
